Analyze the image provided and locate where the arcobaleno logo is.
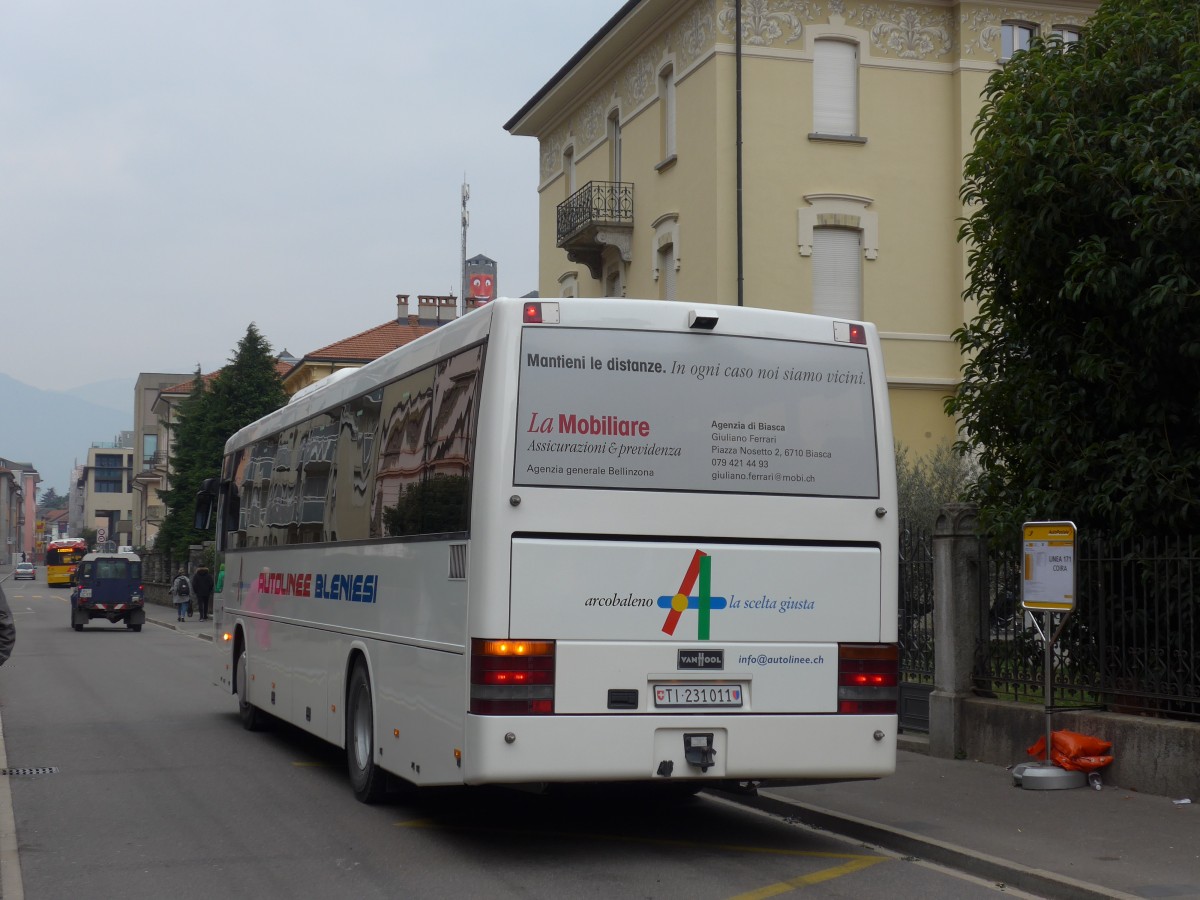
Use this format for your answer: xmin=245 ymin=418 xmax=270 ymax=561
xmin=658 ymin=549 xmax=727 ymax=640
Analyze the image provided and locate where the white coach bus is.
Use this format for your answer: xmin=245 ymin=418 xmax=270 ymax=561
xmin=196 ymin=297 xmax=899 ymax=802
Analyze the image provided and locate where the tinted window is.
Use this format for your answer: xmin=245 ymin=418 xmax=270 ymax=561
xmin=231 ymin=344 xmax=483 ymax=547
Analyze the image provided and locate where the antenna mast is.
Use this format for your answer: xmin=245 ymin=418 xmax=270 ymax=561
xmin=460 ymin=178 xmax=469 ymax=318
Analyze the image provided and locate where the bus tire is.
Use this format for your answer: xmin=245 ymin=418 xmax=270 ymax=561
xmin=72 ymin=624 xmax=83 ymax=632
xmin=346 ymin=662 xmax=386 ymax=804
xmin=237 ymin=646 xmax=265 ymax=732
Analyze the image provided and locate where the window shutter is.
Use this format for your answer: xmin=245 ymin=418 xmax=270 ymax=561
xmin=812 ymin=227 xmax=862 ymax=319
xmin=813 ymin=40 xmax=857 ymax=135
xmin=658 ymin=245 xmax=676 ymax=301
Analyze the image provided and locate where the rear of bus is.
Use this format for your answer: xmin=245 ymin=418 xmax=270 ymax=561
xmin=46 ymin=539 xmax=88 ymax=587
xmin=464 ymin=298 xmax=898 ymax=788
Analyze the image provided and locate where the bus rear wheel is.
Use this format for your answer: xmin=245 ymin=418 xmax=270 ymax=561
xmin=237 ymin=646 xmax=265 ymax=731
xmin=346 ymin=662 xmax=386 ymax=804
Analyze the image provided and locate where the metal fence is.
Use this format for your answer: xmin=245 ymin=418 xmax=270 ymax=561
xmin=974 ymin=532 xmax=1200 ymax=722
xmin=898 ymin=520 xmax=935 ymax=731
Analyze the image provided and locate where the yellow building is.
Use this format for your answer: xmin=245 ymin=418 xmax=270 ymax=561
xmin=506 ymin=0 xmax=1097 ymax=452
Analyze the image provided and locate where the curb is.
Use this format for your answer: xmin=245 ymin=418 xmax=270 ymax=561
xmin=146 ymin=614 xmax=214 ymax=642
xmin=720 ymin=787 xmax=1140 ymax=900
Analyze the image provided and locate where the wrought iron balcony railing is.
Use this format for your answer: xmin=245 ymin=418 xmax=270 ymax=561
xmin=556 ymin=181 xmax=634 ymax=246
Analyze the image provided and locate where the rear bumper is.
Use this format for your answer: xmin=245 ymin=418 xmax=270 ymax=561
xmin=73 ymin=605 xmax=146 ymax=625
xmin=462 ymin=713 xmax=896 ymax=785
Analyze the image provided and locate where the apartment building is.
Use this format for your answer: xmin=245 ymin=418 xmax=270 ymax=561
xmin=505 ymin=0 xmax=1097 ymax=452
xmin=74 ymin=438 xmax=135 ymax=548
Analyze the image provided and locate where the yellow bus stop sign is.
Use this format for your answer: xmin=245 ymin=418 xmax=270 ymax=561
xmin=1021 ymin=521 xmax=1076 ymax=611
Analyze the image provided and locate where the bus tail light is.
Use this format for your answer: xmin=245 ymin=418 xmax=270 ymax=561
xmin=522 ymin=302 xmax=560 ymax=325
xmin=837 ymin=643 xmax=898 ymax=714
xmin=470 ymin=639 xmax=555 ymax=714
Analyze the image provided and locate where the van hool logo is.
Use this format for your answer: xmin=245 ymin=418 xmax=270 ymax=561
xmin=658 ymin=549 xmax=727 ymax=641
xmin=678 ymin=649 xmax=724 ymax=669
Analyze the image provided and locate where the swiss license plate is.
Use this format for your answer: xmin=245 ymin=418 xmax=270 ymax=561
xmin=653 ymin=684 xmax=743 ymax=708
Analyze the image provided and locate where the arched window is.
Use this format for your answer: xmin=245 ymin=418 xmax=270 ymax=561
xmin=558 ymin=271 xmax=579 ymax=298
xmin=658 ymin=64 xmax=676 ymax=164
xmin=1001 ymin=22 xmax=1036 ymax=61
xmin=607 ymin=110 xmax=622 ymax=182
xmin=563 ymin=145 xmax=576 ymax=196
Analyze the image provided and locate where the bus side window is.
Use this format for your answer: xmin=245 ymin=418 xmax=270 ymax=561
xmin=223 ymin=482 xmax=241 ymax=546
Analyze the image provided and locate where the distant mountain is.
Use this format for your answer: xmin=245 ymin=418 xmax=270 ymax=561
xmin=0 ymin=373 xmax=132 ymax=495
xmin=68 ymin=377 xmax=137 ymax=413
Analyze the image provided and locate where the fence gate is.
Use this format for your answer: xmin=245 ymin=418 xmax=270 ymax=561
xmin=898 ymin=523 xmax=935 ymax=732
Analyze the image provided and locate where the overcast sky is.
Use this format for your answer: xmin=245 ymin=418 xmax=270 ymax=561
xmin=1 ymin=2 xmax=615 ymax=392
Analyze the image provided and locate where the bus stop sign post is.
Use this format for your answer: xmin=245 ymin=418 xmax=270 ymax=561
xmin=1011 ymin=521 xmax=1086 ymax=791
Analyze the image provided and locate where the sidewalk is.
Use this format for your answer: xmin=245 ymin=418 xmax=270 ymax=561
xmin=145 ymin=604 xmax=215 ymax=641
xmin=731 ymin=737 xmax=1199 ymax=900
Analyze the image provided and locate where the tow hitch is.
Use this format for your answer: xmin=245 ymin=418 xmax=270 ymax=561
xmin=683 ymin=732 xmax=716 ymax=772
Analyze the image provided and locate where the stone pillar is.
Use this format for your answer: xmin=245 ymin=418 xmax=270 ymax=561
xmin=929 ymin=503 xmax=982 ymax=758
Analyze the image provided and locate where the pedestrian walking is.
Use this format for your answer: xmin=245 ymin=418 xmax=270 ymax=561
xmin=0 ymin=580 xmax=15 ymax=665
xmin=191 ymin=565 xmax=215 ymax=621
xmin=170 ymin=569 xmax=192 ymax=622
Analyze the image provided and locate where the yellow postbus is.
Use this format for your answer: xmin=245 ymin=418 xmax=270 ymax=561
xmin=45 ymin=538 xmax=88 ymax=587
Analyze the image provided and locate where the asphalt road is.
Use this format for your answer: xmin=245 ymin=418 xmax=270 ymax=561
xmin=0 ymin=575 xmax=1046 ymax=899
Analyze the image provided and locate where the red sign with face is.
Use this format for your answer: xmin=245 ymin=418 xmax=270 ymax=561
xmin=469 ymin=274 xmax=494 ymax=300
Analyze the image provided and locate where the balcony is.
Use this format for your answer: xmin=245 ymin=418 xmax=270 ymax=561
xmin=133 ymin=452 xmax=166 ymax=488
xmin=556 ymin=181 xmax=634 ymax=280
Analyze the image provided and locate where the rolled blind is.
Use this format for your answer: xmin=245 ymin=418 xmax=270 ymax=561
xmin=658 ymin=245 xmax=676 ymax=301
xmin=813 ymin=40 xmax=857 ymax=135
xmin=812 ymin=227 xmax=862 ymax=319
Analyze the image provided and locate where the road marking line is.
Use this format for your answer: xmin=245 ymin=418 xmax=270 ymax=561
xmin=728 ymin=855 xmax=887 ymax=899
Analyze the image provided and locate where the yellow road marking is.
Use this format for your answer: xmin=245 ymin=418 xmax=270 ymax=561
xmin=395 ymin=818 xmax=438 ymax=828
xmin=728 ymin=855 xmax=887 ymax=899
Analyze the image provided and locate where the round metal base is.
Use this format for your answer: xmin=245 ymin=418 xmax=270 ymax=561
xmin=1012 ymin=762 xmax=1087 ymax=790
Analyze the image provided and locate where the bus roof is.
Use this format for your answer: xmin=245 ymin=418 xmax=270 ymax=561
xmin=224 ymin=296 xmax=874 ymax=456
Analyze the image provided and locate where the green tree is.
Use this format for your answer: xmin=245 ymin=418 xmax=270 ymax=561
xmin=37 ymin=487 xmax=67 ymax=511
xmin=155 ymin=324 xmax=288 ymax=562
xmin=949 ymin=0 xmax=1200 ymax=543
xmin=896 ymin=441 xmax=977 ymax=535
xmin=154 ymin=367 xmax=211 ymax=563
xmin=206 ymin=322 xmax=289 ymax=447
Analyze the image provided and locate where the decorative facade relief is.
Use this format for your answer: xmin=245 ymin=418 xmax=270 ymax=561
xmin=537 ymin=0 xmax=1092 ymax=183
xmin=624 ymin=46 xmax=661 ymax=108
xmin=675 ymin=0 xmax=716 ymax=69
xmin=847 ymin=5 xmax=954 ymax=59
xmin=540 ymin=125 xmax=571 ymax=185
xmin=579 ymin=95 xmax=610 ymax=150
xmin=717 ymin=0 xmax=819 ymax=45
